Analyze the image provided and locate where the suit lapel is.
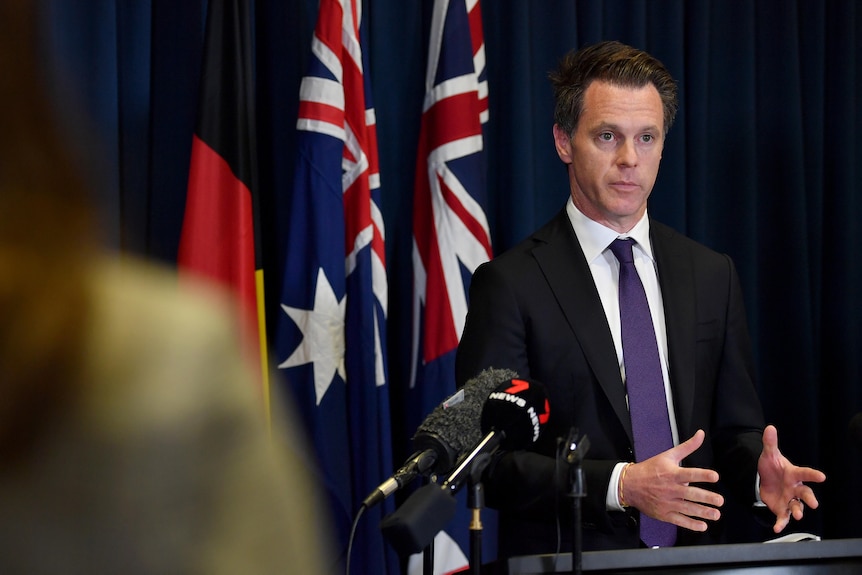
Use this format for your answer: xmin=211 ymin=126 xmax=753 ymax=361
xmin=650 ymin=221 xmax=697 ymax=438
xmin=531 ymin=209 xmax=633 ymax=438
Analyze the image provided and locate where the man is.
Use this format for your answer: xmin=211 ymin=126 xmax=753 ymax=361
xmin=455 ymin=41 xmax=825 ymax=556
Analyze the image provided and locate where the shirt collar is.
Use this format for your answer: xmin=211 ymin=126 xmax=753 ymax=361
xmin=565 ymin=198 xmax=654 ymax=263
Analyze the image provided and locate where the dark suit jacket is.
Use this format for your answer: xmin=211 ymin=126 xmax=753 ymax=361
xmin=455 ymin=207 xmax=766 ymax=556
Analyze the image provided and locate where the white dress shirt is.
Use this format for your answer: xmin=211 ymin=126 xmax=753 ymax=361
xmin=564 ymin=199 xmax=680 ymax=511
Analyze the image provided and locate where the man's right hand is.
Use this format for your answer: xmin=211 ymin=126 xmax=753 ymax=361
xmin=621 ymin=429 xmax=724 ymax=532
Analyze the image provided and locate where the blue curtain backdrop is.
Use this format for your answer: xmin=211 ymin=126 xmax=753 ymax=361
xmin=45 ymin=0 xmax=861 ymax=550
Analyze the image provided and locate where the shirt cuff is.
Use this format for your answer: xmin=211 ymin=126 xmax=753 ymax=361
xmin=606 ymin=461 xmax=631 ymax=511
xmin=754 ymin=472 xmax=766 ymax=507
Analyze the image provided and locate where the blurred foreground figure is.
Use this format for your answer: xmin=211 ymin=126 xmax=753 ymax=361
xmin=0 ymin=2 xmax=331 ymax=573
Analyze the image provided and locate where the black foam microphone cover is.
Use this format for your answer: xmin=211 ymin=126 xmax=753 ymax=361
xmin=480 ymin=378 xmax=550 ymax=449
xmin=413 ymin=367 xmax=518 ymax=474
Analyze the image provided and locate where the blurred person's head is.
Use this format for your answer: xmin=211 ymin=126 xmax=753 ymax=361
xmin=0 ymin=0 xmax=95 ymax=459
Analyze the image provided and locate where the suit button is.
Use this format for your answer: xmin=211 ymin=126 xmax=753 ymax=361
xmin=627 ymin=448 xmax=634 ymax=458
xmin=626 ymin=510 xmax=639 ymax=528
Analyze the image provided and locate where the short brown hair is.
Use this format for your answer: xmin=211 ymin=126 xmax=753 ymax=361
xmin=549 ymin=40 xmax=678 ymax=137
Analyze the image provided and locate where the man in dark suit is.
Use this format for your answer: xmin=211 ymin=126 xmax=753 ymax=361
xmin=455 ymin=41 xmax=825 ymax=556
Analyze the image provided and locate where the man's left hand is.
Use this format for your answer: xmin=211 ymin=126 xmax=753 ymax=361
xmin=757 ymin=424 xmax=826 ymax=533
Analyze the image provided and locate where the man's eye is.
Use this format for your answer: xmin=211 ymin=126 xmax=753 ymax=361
xmin=599 ymin=132 xmax=614 ymax=141
xmin=641 ymin=134 xmax=654 ymax=143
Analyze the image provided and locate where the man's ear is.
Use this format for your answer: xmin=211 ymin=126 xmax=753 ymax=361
xmin=552 ymin=124 xmax=573 ymax=164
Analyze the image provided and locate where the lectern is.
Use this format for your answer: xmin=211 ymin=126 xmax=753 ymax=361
xmin=485 ymin=538 xmax=862 ymax=574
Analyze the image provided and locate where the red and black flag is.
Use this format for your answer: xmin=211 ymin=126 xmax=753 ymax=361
xmin=178 ymin=0 xmax=269 ymax=398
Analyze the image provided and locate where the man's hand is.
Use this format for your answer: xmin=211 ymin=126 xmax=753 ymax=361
xmin=622 ymin=430 xmax=723 ymax=532
xmin=758 ymin=424 xmax=826 ymax=533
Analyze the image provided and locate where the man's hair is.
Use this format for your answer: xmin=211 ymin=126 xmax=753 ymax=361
xmin=549 ymin=40 xmax=678 ymax=137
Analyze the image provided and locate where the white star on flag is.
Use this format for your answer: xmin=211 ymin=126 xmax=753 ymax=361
xmin=278 ymin=267 xmax=346 ymax=405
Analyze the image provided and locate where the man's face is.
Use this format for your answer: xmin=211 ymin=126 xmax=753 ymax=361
xmin=553 ymin=80 xmax=665 ymax=233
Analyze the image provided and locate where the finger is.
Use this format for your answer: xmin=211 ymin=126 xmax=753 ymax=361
xmin=677 ymin=466 xmax=720 ymax=485
xmin=677 ymin=499 xmax=722 ymax=523
xmin=773 ymin=512 xmax=790 ymax=533
xmin=664 ymin=505 xmax=720 ymax=533
xmin=781 ymin=497 xmax=806 ymax=522
xmin=791 ymin=498 xmax=805 ymax=521
xmin=795 ymin=487 xmax=820 ymax=510
xmin=654 ymin=506 xmax=709 ymax=533
xmin=794 ymin=467 xmax=827 ymax=484
xmin=671 ymin=513 xmax=710 ymax=533
xmin=772 ymin=499 xmax=795 ymax=533
xmin=683 ymin=485 xmax=724 ymax=508
xmin=774 ymin=496 xmax=806 ymax=532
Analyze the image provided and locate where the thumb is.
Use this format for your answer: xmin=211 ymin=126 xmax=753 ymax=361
xmin=673 ymin=429 xmax=706 ymax=462
xmin=761 ymin=424 xmax=779 ymax=456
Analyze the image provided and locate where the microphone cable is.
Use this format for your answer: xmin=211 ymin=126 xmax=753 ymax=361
xmin=345 ymin=503 xmax=365 ymax=575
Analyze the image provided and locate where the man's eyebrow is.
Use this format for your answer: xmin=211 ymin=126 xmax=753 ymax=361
xmin=590 ymin=121 xmax=662 ymax=134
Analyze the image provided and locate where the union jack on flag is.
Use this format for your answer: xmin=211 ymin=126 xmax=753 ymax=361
xmin=275 ymin=0 xmax=396 ymax=573
xmin=408 ymin=0 xmax=493 ymax=571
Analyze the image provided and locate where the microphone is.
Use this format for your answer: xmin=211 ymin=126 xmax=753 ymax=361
xmin=361 ymin=367 xmax=518 ymax=509
xmin=441 ymin=377 xmax=550 ymax=493
xmin=414 ymin=367 xmax=520 ymax=473
xmin=381 ymin=378 xmax=550 ymax=555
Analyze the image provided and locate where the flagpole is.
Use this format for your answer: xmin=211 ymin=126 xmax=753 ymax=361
xmin=255 ymin=270 xmax=272 ymax=431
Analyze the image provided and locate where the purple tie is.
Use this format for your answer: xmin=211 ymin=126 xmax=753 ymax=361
xmin=609 ymin=238 xmax=677 ymax=548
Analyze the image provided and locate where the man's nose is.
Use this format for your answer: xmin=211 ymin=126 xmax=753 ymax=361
xmin=617 ymin=139 xmax=638 ymax=167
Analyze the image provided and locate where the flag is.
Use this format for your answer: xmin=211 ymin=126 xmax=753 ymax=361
xmin=408 ymin=0 xmax=492 ymax=572
xmin=275 ymin=0 xmax=396 ymax=573
xmin=178 ymin=0 xmax=270 ymax=404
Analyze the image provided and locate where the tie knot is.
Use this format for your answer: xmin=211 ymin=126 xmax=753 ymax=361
xmin=609 ymin=238 xmax=635 ymax=264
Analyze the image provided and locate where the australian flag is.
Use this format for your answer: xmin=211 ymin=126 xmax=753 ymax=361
xmin=275 ymin=0 xmax=396 ymax=573
xmin=408 ymin=0 xmax=492 ymax=572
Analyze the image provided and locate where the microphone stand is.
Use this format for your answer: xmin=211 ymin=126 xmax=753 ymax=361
xmin=422 ymin=475 xmax=436 ymax=575
xmin=562 ymin=428 xmax=590 ymax=575
xmin=422 ymin=534 xmax=434 ymax=575
xmin=466 ymin=452 xmax=494 ymax=575
xmin=419 ymin=456 xmax=491 ymax=575
xmin=467 ymin=476 xmax=485 ymax=575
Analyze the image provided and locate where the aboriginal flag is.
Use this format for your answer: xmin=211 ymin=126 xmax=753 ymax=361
xmin=178 ymin=0 xmax=269 ymax=394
